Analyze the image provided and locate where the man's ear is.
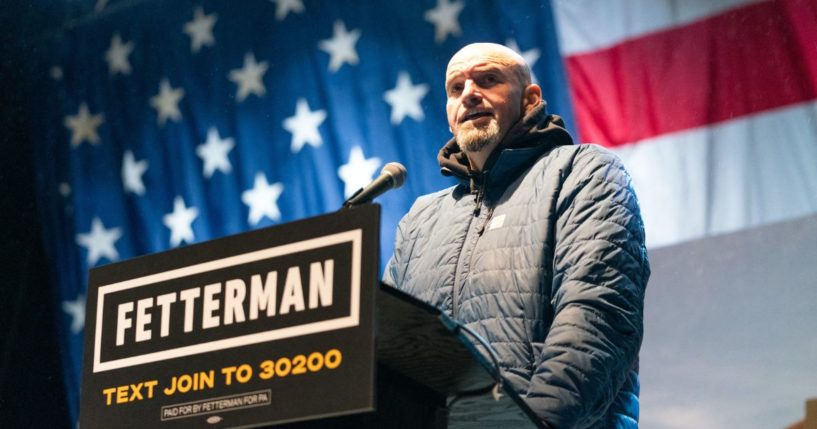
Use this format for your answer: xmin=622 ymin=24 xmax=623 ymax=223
xmin=522 ymin=84 xmax=542 ymax=113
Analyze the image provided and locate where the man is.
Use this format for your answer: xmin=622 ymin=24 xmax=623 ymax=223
xmin=383 ymin=43 xmax=650 ymax=428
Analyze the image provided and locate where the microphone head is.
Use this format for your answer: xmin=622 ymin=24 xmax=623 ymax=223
xmin=381 ymin=162 xmax=407 ymax=189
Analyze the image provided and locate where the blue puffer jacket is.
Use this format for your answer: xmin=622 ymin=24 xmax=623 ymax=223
xmin=383 ymin=104 xmax=650 ymax=428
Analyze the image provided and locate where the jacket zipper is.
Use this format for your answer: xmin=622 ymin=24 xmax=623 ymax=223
xmin=473 ymin=186 xmax=484 ymax=216
xmin=452 ymin=183 xmax=487 ymax=319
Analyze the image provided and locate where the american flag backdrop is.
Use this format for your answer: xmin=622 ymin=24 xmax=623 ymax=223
xmin=32 ymin=0 xmax=573 ymax=422
xmin=554 ymin=0 xmax=817 ymax=248
xmin=28 ymin=0 xmax=817 ymax=426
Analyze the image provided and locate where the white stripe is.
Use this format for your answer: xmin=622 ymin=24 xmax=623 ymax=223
xmin=552 ymin=0 xmax=766 ymax=55
xmin=611 ymin=101 xmax=817 ymax=249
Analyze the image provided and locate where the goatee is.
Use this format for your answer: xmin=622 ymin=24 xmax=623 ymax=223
xmin=456 ymin=120 xmax=500 ymax=154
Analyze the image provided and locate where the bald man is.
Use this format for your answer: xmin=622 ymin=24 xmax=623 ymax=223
xmin=383 ymin=43 xmax=650 ymax=428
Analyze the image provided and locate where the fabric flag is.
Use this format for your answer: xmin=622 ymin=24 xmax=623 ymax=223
xmin=553 ymin=1 xmax=817 ymax=427
xmin=552 ymin=0 xmax=817 ymax=248
xmin=29 ymin=0 xmax=572 ymax=422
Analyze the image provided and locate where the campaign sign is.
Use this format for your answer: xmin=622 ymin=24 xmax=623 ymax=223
xmin=80 ymin=205 xmax=379 ymax=428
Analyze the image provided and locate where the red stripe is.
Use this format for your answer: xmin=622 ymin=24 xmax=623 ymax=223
xmin=565 ymin=0 xmax=817 ymax=146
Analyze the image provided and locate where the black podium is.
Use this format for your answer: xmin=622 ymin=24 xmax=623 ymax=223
xmin=277 ymin=283 xmax=543 ymax=429
xmin=373 ymin=283 xmax=543 ymax=429
xmin=80 ymin=204 xmax=542 ymax=428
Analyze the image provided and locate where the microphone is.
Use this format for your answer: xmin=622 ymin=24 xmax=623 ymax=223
xmin=343 ymin=162 xmax=407 ymax=208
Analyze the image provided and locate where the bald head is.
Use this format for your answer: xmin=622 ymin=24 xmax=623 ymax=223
xmin=447 ymin=43 xmax=532 ymax=88
xmin=443 ymin=43 xmax=542 ymax=171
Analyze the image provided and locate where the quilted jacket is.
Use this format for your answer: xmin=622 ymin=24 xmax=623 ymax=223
xmin=383 ymin=104 xmax=650 ymax=428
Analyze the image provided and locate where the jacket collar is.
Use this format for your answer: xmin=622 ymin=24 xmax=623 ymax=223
xmin=437 ymin=102 xmax=574 ymax=195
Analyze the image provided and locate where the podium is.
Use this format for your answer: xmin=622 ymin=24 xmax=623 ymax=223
xmin=276 ymin=283 xmax=544 ymax=429
xmin=372 ymin=283 xmax=543 ymax=429
xmin=80 ymin=204 xmax=542 ymax=428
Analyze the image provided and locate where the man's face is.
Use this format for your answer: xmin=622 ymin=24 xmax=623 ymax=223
xmin=445 ymin=49 xmax=525 ymax=155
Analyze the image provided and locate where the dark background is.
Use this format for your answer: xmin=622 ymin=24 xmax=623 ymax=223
xmin=0 ymin=1 xmax=82 ymax=426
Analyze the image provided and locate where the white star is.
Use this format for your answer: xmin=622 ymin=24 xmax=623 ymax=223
xmin=50 ymin=66 xmax=63 ymax=81
xmin=62 ymin=294 xmax=86 ymax=334
xmin=150 ymin=78 xmax=185 ymax=126
xmin=384 ymin=72 xmax=429 ymax=125
xmin=338 ymin=146 xmax=381 ymax=198
xmin=270 ymin=0 xmax=304 ymax=21
xmin=59 ymin=183 xmax=71 ymax=197
xmin=163 ymin=196 xmax=199 ymax=247
xmin=105 ymin=33 xmax=134 ymax=75
xmin=283 ymin=98 xmax=327 ymax=153
xmin=506 ymin=39 xmax=541 ymax=84
xmin=318 ymin=20 xmax=361 ymax=72
xmin=64 ymin=103 xmax=105 ymax=147
xmin=184 ymin=7 xmax=217 ymax=53
xmin=425 ymin=0 xmax=465 ymax=43
xmin=241 ymin=173 xmax=284 ymax=225
xmin=122 ymin=150 xmax=148 ymax=195
xmin=229 ymin=52 xmax=269 ymax=102
xmin=76 ymin=217 xmax=122 ymax=266
xmin=196 ymin=127 xmax=235 ymax=178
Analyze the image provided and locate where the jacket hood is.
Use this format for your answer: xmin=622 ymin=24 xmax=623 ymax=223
xmin=438 ymin=102 xmax=574 ymax=182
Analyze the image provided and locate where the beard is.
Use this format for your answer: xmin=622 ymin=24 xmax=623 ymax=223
xmin=455 ymin=119 xmax=501 ymax=154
